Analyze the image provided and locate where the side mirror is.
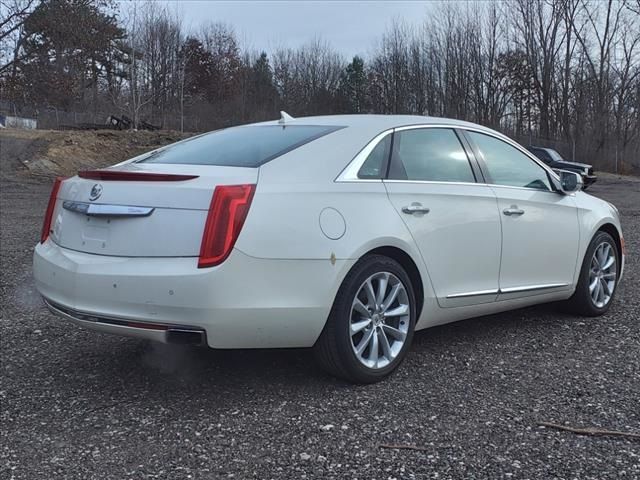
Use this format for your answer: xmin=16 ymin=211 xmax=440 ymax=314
xmin=553 ymin=170 xmax=583 ymax=194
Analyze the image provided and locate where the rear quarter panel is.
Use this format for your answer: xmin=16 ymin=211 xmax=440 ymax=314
xmin=234 ymin=127 xmax=441 ymax=329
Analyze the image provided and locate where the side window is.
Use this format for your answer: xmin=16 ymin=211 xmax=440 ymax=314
xmin=358 ymin=134 xmax=391 ymax=179
xmin=388 ymin=128 xmax=475 ymax=182
xmin=469 ymin=132 xmax=552 ymax=191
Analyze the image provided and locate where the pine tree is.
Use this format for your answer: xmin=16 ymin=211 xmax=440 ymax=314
xmin=337 ymin=56 xmax=368 ymax=113
xmin=248 ymin=51 xmax=278 ymax=120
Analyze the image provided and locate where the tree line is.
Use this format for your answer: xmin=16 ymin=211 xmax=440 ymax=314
xmin=1 ymin=0 xmax=639 ymax=172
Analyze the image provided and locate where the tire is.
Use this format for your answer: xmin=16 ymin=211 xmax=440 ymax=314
xmin=313 ymin=254 xmax=417 ymax=383
xmin=563 ymin=231 xmax=620 ymax=317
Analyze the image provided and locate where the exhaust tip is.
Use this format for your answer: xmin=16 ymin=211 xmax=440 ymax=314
xmin=166 ymin=328 xmax=206 ymax=346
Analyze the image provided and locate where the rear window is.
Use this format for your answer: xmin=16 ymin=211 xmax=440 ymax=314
xmin=138 ymin=125 xmax=344 ymax=167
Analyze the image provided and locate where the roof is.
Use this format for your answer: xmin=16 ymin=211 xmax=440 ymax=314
xmin=258 ymin=113 xmax=498 ymax=134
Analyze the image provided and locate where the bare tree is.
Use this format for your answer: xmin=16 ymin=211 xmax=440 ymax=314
xmin=370 ymin=20 xmax=411 ymax=114
xmin=0 ymin=0 xmax=36 ymax=74
xmin=571 ymin=0 xmax=626 ymax=153
xmin=511 ymin=0 xmax=566 ymax=138
xmin=273 ymin=38 xmax=343 ymax=115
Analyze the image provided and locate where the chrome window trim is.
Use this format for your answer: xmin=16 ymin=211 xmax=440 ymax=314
xmin=460 ymin=128 xmax=560 ymax=186
xmin=335 ymin=129 xmax=393 ymax=182
xmin=485 ymin=183 xmax=565 ymax=195
xmin=384 ymin=179 xmax=483 ymax=187
xmin=335 ymin=123 xmax=560 ymax=186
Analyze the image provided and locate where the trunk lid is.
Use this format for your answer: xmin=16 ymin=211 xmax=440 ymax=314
xmin=52 ymin=164 xmax=258 ymax=257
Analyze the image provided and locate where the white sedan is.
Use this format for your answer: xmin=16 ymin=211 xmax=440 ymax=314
xmin=33 ymin=114 xmax=625 ymax=383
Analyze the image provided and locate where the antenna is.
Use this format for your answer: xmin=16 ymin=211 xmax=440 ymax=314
xmin=278 ymin=111 xmax=295 ymax=124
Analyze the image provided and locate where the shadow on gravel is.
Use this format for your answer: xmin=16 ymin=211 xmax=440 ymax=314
xmin=29 ymin=301 xmax=581 ymax=396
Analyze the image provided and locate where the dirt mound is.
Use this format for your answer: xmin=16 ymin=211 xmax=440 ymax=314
xmin=0 ymin=129 xmax=194 ymax=179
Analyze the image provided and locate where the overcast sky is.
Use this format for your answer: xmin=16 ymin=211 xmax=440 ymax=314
xmin=156 ymin=1 xmax=434 ymax=58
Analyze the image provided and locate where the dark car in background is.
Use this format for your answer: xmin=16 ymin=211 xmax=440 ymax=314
xmin=527 ymin=146 xmax=597 ymax=189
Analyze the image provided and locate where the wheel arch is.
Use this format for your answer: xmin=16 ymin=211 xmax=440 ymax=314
xmin=363 ymin=246 xmax=425 ymax=320
xmin=597 ymin=222 xmax=623 ymax=259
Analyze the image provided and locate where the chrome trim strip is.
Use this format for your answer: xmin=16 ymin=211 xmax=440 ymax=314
xmin=335 ymin=123 xmax=560 ymax=184
xmin=446 ymin=283 xmax=570 ymax=299
xmin=335 ymin=129 xmax=393 ymax=182
xmin=43 ymin=298 xmax=170 ymax=343
xmin=63 ymin=201 xmax=155 ymax=217
xmin=384 ymin=179 xmax=482 ymax=187
xmin=499 ymin=283 xmax=570 ymax=294
xmin=42 ymin=297 xmax=205 ymax=345
xmin=396 ymin=124 xmax=559 ymax=181
xmin=486 ymin=184 xmax=558 ymax=194
xmin=446 ymin=289 xmax=499 ymax=299
xmin=44 ymin=297 xmax=161 ymax=326
xmin=385 ymin=179 xmax=557 ymax=194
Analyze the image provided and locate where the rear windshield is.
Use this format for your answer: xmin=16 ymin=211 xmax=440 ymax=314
xmin=138 ymin=125 xmax=344 ymax=167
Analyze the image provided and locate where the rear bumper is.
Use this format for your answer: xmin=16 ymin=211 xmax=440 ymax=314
xmin=43 ymin=297 xmax=207 ymax=345
xmin=34 ymin=240 xmax=354 ymax=348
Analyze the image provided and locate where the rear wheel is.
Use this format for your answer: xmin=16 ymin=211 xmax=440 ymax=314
xmin=563 ymin=231 xmax=619 ymax=316
xmin=314 ymin=255 xmax=416 ymax=383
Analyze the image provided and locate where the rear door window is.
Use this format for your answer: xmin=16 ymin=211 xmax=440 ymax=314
xmin=388 ymin=128 xmax=476 ymax=182
xmin=139 ymin=125 xmax=344 ymax=167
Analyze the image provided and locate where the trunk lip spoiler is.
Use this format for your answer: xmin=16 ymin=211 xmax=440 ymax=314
xmin=78 ymin=170 xmax=199 ymax=181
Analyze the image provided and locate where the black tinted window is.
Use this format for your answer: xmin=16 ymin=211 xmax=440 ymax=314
xmin=469 ymin=132 xmax=551 ymax=191
xmin=528 ymin=147 xmax=551 ymax=162
xmin=139 ymin=125 xmax=343 ymax=167
xmin=358 ymin=134 xmax=391 ymax=179
xmin=389 ymin=128 xmax=475 ymax=182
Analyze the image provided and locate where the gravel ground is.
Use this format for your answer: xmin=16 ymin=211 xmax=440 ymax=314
xmin=1 ymin=172 xmax=638 ymax=479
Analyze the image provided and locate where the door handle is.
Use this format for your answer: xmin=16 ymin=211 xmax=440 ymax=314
xmin=503 ymin=206 xmax=525 ymax=216
xmin=402 ymin=204 xmax=430 ymax=215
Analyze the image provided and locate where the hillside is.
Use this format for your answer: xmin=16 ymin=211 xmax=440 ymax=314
xmin=0 ymin=129 xmax=194 ymax=179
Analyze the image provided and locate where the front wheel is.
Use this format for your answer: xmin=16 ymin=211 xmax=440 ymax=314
xmin=313 ymin=255 xmax=417 ymax=383
xmin=563 ymin=231 xmax=619 ymax=316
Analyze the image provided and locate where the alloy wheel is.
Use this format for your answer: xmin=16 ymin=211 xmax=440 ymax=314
xmin=349 ymin=272 xmax=410 ymax=369
xmin=589 ymin=241 xmax=617 ymax=308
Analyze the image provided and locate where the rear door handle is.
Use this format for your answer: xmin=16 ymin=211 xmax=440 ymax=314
xmin=503 ymin=206 xmax=525 ymax=216
xmin=402 ymin=204 xmax=430 ymax=215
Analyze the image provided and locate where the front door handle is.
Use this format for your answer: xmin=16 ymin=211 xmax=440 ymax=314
xmin=402 ymin=204 xmax=430 ymax=215
xmin=503 ymin=206 xmax=525 ymax=216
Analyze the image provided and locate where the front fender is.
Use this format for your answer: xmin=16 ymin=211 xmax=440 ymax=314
xmin=574 ymin=191 xmax=624 ymax=282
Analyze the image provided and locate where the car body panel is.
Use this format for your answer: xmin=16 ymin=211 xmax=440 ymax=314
xmin=384 ymin=181 xmax=502 ymax=307
xmin=32 ymin=114 xmax=624 ymax=349
xmin=572 ymin=191 xmax=625 ymax=282
xmin=34 ymin=240 xmax=356 ymax=348
xmin=52 ymin=165 xmax=258 ymax=257
xmin=490 ymin=185 xmax=580 ymax=299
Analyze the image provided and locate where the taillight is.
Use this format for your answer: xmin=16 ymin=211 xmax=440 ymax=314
xmin=40 ymin=177 xmax=64 ymax=243
xmin=198 ymin=184 xmax=256 ymax=268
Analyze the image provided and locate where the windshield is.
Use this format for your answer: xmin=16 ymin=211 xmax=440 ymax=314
xmin=138 ymin=125 xmax=344 ymax=167
xmin=547 ymin=149 xmax=564 ymax=162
